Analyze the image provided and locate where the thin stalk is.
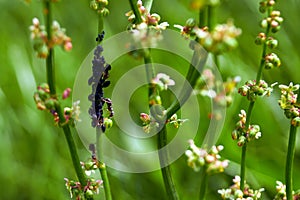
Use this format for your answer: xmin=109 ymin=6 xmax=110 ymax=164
xmin=94 ymin=9 xmax=113 ymax=200
xmin=240 ymin=101 xmax=255 ymax=190
xmin=239 ymin=10 xmax=271 ymax=190
xmin=285 ymin=89 xmax=300 ymax=200
xmin=157 ymin=125 xmax=179 ymax=200
xmin=143 ymin=48 xmax=156 ymax=102
xmin=96 ymin=129 xmax=112 ymax=200
xmin=166 ymin=45 xmax=206 ymax=119
xmin=129 ymin=0 xmax=143 ymax=24
xmin=199 ymin=7 xmax=207 ymax=28
xmin=43 ymin=0 xmax=87 ymax=187
xmin=207 ymin=5 xmax=214 ymax=30
xmin=143 ymin=0 xmax=153 ymax=12
xmin=285 ymin=124 xmax=297 ymax=200
xmin=199 ymin=167 xmax=208 ymax=200
xmin=128 ymin=1 xmax=178 ymax=198
xmin=97 ymin=14 xmax=104 ymax=41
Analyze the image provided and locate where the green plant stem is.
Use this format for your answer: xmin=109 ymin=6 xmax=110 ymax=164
xmin=239 ymin=10 xmax=271 ymax=190
xmin=166 ymin=45 xmax=207 ymax=119
xmin=285 ymin=123 xmax=298 ymax=200
xmin=157 ymin=125 xmax=179 ymax=200
xmin=240 ymin=101 xmax=255 ymax=191
xmin=96 ymin=129 xmax=112 ymax=200
xmin=199 ymin=167 xmax=208 ymax=200
xmin=199 ymin=7 xmax=207 ymax=28
xmin=43 ymin=0 xmax=87 ymax=187
xmin=129 ymin=0 xmax=143 ymax=24
xmin=97 ymin=14 xmax=104 ymax=41
xmin=94 ymin=8 xmax=112 ymax=200
xmin=143 ymin=48 xmax=156 ymax=103
xmin=143 ymin=0 xmax=153 ymax=12
xmin=207 ymin=5 xmax=214 ymax=30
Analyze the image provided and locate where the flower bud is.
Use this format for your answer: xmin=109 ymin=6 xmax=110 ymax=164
xmin=104 ymin=118 xmax=113 ymax=129
xmin=185 ymin=18 xmax=196 ymax=28
xmin=260 ymin=19 xmax=268 ymax=28
xmin=99 ymin=0 xmax=108 ymax=6
xmin=45 ymin=99 xmax=56 ymax=110
xmin=100 ymin=8 xmax=110 ymax=17
xmin=291 ymin=117 xmax=300 ymax=127
xmin=90 ymin=0 xmax=98 ymax=10
xmin=266 ymin=38 xmax=278 ymax=49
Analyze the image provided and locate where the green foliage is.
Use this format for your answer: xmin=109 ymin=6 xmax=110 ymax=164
xmin=0 ymin=0 xmax=300 ymax=199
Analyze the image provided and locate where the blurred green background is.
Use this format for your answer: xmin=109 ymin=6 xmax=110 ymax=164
xmin=1 ymin=0 xmax=300 ymax=199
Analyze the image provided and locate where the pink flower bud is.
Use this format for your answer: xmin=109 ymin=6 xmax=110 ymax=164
xmin=64 ymin=41 xmax=72 ymax=51
xmin=62 ymin=88 xmax=71 ymax=99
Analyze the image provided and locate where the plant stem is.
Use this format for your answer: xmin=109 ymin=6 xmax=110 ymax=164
xmin=207 ymin=5 xmax=214 ymax=30
xmin=239 ymin=10 xmax=271 ymax=190
xmin=199 ymin=6 xmax=207 ymax=28
xmin=285 ymin=123 xmax=297 ymax=200
xmin=157 ymin=125 xmax=179 ymax=200
xmin=95 ymin=129 xmax=112 ymax=200
xmin=240 ymin=101 xmax=254 ymax=191
xmin=43 ymin=0 xmax=87 ymax=187
xmin=94 ymin=8 xmax=112 ymax=200
xmin=199 ymin=167 xmax=208 ymax=200
xmin=143 ymin=0 xmax=153 ymax=12
xmin=129 ymin=0 xmax=143 ymax=24
xmin=166 ymin=44 xmax=207 ymax=119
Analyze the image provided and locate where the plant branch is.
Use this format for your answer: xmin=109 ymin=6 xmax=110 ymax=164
xmin=199 ymin=167 xmax=208 ymax=200
xmin=43 ymin=0 xmax=87 ymax=187
xmin=166 ymin=43 xmax=207 ymax=119
xmin=285 ymin=123 xmax=297 ymax=200
xmin=129 ymin=0 xmax=143 ymax=24
xmin=157 ymin=125 xmax=179 ymax=200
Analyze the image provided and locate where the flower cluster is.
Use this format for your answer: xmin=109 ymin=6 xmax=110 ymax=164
xmin=140 ymin=113 xmax=159 ymax=134
xmin=218 ymin=176 xmax=265 ymax=200
xmin=88 ymin=33 xmax=114 ymax=132
xmin=278 ymin=82 xmax=300 ymax=126
xmin=195 ymin=69 xmax=241 ymax=107
xmin=33 ymin=83 xmax=80 ymax=125
xmin=90 ymin=0 xmax=109 ymax=16
xmin=64 ymin=178 xmax=103 ymax=200
xmin=259 ymin=7 xmax=283 ymax=33
xmin=273 ymin=181 xmax=300 ymax=200
xmin=168 ymin=114 xmax=188 ymax=129
xmin=140 ymin=112 xmax=186 ymax=133
xmin=232 ymin=110 xmax=262 ymax=147
xmin=255 ymin=1 xmax=283 ymax=70
xmin=238 ymin=80 xmax=277 ymax=102
xmin=185 ymin=140 xmax=229 ymax=174
xmin=151 ymin=73 xmax=175 ymax=91
xmin=148 ymin=73 xmax=175 ymax=105
xmin=175 ymin=19 xmax=241 ymax=54
xmin=29 ymin=18 xmax=72 ymax=58
xmin=126 ymin=0 xmax=169 ymax=50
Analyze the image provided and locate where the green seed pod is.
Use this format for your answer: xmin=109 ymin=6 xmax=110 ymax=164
xmin=260 ymin=19 xmax=268 ymax=28
xmin=266 ymin=38 xmax=278 ymax=49
xmin=85 ymin=189 xmax=94 ymax=198
xmin=185 ymin=18 xmax=196 ymax=28
xmin=265 ymin=62 xmax=274 ymax=69
xmin=104 ymin=118 xmax=113 ymax=129
xmin=45 ymin=99 xmax=56 ymax=110
xmin=271 ymin=26 xmax=281 ymax=33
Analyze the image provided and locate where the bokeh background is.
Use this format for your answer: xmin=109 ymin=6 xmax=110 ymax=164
xmin=1 ymin=0 xmax=300 ymax=199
